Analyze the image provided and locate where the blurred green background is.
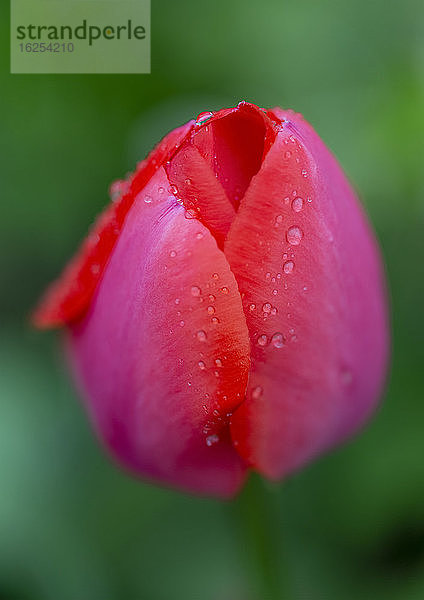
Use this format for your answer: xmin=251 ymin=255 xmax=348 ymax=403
xmin=1 ymin=0 xmax=424 ymax=598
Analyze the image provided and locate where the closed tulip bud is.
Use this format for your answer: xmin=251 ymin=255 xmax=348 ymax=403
xmin=34 ymin=102 xmax=389 ymax=497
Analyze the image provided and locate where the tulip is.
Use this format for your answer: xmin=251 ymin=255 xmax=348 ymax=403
xmin=34 ymin=102 xmax=389 ymax=498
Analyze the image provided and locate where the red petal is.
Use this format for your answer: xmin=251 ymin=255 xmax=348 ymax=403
xmin=32 ymin=121 xmax=194 ymax=329
xmin=67 ymin=167 xmax=250 ymax=497
xmin=165 ymin=143 xmax=236 ymax=248
xmin=192 ymin=103 xmax=276 ymax=211
xmin=226 ymin=112 xmax=389 ymax=479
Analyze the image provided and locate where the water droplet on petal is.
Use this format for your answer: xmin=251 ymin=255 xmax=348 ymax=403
xmin=283 ymin=260 xmax=294 ymax=274
xmin=252 ymin=386 xmax=263 ymax=400
xmin=215 ymin=358 xmax=222 ymax=367
xmin=198 ymin=360 xmax=206 ymax=370
xmin=174 ymin=298 xmax=180 ymax=305
xmin=211 ymin=317 xmax=220 ymax=324
xmin=340 ymin=369 xmax=353 ymax=386
xmin=206 ymin=434 xmax=219 ymax=447
xmin=207 ymin=305 xmax=215 ymax=315
xmin=197 ymin=330 xmax=207 ymax=342
xmin=144 ymin=195 xmax=152 ymax=204
xmin=271 ymin=333 xmax=284 ymax=348
xmin=196 ymin=111 xmax=214 ymax=125
xmin=286 ymin=226 xmax=303 ymax=245
xmin=292 ymin=197 xmax=304 ymax=212
xmin=262 ymin=303 xmax=272 ymax=314
xmin=191 ymin=286 xmax=201 ymax=297
xmin=275 ymin=215 xmax=283 ymax=227
xmin=196 ymin=232 xmax=204 ymax=240
xmin=212 ymin=273 xmax=219 ymax=280
xmin=220 ymin=286 xmax=229 ymax=294
xmin=257 ymin=334 xmax=268 ymax=346
xmin=249 ymin=303 xmax=256 ymax=311
xmin=170 ymin=250 xmax=177 ymax=258
xmin=179 ymin=320 xmax=185 ymax=327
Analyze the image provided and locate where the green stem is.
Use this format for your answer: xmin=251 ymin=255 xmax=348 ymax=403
xmin=231 ymin=473 xmax=291 ymax=600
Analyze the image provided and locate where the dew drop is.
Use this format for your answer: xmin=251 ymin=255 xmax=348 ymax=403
xmin=211 ymin=317 xmax=220 ymax=324
xmin=191 ymin=286 xmax=201 ymax=297
xmin=286 ymin=226 xmax=303 ymax=245
xmin=206 ymin=434 xmax=219 ymax=447
xmin=169 ymin=184 xmax=178 ymax=195
xmin=174 ymin=298 xmax=180 ymax=305
xmin=284 ymin=150 xmax=292 ymax=159
xmin=207 ymin=305 xmax=215 ymax=315
xmin=283 ymin=260 xmax=294 ymax=274
xmin=196 ymin=111 xmax=214 ymax=125
xmin=292 ymin=197 xmax=304 ymax=212
xmin=215 ymin=358 xmax=223 ymax=367
xmin=179 ymin=320 xmax=185 ymax=327
xmin=262 ymin=303 xmax=272 ymax=314
xmin=220 ymin=286 xmax=229 ymax=294
xmin=252 ymin=386 xmax=263 ymax=400
xmin=274 ymin=215 xmax=283 ymax=227
xmin=198 ymin=361 xmax=206 ymax=370
xmin=271 ymin=333 xmax=284 ymax=348
xmin=197 ymin=330 xmax=207 ymax=342
xmin=212 ymin=273 xmax=219 ymax=280
xmin=185 ymin=178 xmax=192 ymax=185
xmin=158 ymin=186 xmax=165 ymax=194
xmin=144 ymin=195 xmax=152 ymax=204
xmin=340 ymin=369 xmax=353 ymax=386
xmin=249 ymin=303 xmax=256 ymax=311
xmin=196 ymin=232 xmax=204 ymax=240
xmin=257 ymin=334 xmax=268 ymax=346
xmin=272 ymin=289 xmax=278 ymax=296
xmin=169 ymin=250 xmax=177 ymax=258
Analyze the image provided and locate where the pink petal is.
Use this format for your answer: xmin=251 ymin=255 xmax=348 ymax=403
xmin=32 ymin=121 xmax=194 ymax=328
xmin=67 ymin=167 xmax=250 ymax=497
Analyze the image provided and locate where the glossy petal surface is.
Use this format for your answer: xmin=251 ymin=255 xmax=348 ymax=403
xmin=33 ymin=121 xmax=194 ymax=328
xmin=226 ymin=110 xmax=389 ymax=478
xmin=68 ymin=168 xmax=250 ymax=497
